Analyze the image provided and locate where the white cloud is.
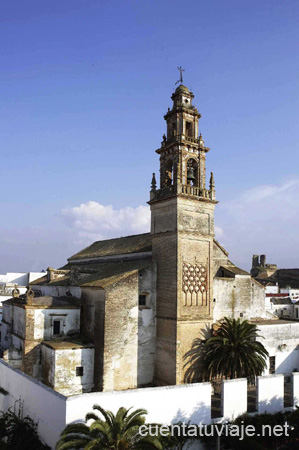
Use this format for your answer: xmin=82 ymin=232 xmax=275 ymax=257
xmin=238 ymin=179 xmax=299 ymax=204
xmin=215 ymin=225 xmax=224 ymax=239
xmin=61 ymin=201 xmax=150 ymax=244
xmin=60 ymin=178 xmax=299 ymax=272
xmin=216 ymin=177 xmax=299 ymax=270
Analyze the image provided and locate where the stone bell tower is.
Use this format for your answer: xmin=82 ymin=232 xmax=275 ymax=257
xmin=149 ymin=83 xmax=217 ymax=386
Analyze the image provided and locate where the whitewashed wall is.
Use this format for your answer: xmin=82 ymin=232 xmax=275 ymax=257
xmin=0 ymin=272 xmax=45 ymax=286
xmin=34 ymin=285 xmax=82 ymax=298
xmin=0 ymin=360 xmax=66 ymax=449
xmin=66 ymin=382 xmax=212 ymax=425
xmin=293 ymin=372 xmax=299 ymax=407
xmin=33 ymin=308 xmax=80 ymax=340
xmin=257 ymin=374 xmax=284 ymax=414
xmin=2 ymin=360 xmax=299 ymax=450
xmin=221 ymin=378 xmax=247 ymax=420
xmin=257 ymin=322 xmax=299 ymax=375
xmin=213 ymin=276 xmax=266 ymax=321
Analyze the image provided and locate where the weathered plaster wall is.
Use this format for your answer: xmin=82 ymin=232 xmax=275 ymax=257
xmin=12 ymin=306 xmax=26 ymax=338
xmin=33 ymin=308 xmax=80 ymax=340
xmin=103 ymin=272 xmax=139 ymax=391
xmin=138 ymin=265 xmax=156 ymax=386
xmin=213 ymin=241 xmax=229 ymax=276
xmin=34 ymin=285 xmax=81 ymax=298
xmin=2 ymin=302 xmax=12 ymax=325
xmin=42 ymin=344 xmax=94 ymax=395
xmin=55 ymin=347 xmax=94 ymax=394
xmin=41 ymin=344 xmax=55 ymax=387
xmin=213 ymin=276 xmax=266 ymax=321
xmin=80 ymin=288 xmax=105 ymax=390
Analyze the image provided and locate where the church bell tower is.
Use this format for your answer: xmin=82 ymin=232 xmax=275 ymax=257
xmin=149 ymin=82 xmax=217 ymax=386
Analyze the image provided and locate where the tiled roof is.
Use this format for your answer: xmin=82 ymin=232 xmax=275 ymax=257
xmin=3 ymin=295 xmax=79 ymax=307
xmin=271 ymin=298 xmax=293 ymax=305
xmin=68 ymin=233 xmax=152 ymax=262
xmin=258 ymin=269 xmax=299 ymax=288
xmin=220 ymin=264 xmax=250 ymax=276
xmin=31 ymin=259 xmax=152 ymax=288
xmin=42 ymin=336 xmax=94 ymax=350
xmin=266 ymin=293 xmax=289 ymax=297
xmin=69 ymin=233 xmax=229 ymax=262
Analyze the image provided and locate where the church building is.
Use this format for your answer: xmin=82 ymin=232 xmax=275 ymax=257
xmin=0 ymin=82 xmax=265 ymax=395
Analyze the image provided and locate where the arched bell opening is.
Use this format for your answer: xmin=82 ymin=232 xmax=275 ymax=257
xmin=186 ymin=158 xmax=198 ymax=186
xmin=164 ymin=159 xmax=174 ymax=187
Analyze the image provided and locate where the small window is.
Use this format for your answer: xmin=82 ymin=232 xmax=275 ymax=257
xmin=139 ymin=294 xmax=147 ymax=307
xmin=76 ymin=366 xmax=84 ymax=377
xmin=269 ymin=356 xmax=276 ymax=374
xmin=240 ymin=312 xmax=243 ymax=318
xmin=53 ymin=320 xmax=61 ymax=336
xmin=186 ymin=121 xmax=192 ymax=137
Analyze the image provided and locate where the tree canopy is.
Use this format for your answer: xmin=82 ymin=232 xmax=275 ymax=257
xmin=184 ymin=317 xmax=269 ymax=383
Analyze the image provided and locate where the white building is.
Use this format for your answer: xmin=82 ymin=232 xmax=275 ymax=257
xmin=0 ymin=272 xmax=45 ymax=345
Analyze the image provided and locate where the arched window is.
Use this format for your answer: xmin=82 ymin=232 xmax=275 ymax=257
xmin=164 ymin=159 xmax=174 ymax=186
xmin=186 ymin=158 xmax=198 ymax=186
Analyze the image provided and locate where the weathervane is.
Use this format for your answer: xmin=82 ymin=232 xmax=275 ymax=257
xmin=175 ymin=66 xmax=185 ymax=85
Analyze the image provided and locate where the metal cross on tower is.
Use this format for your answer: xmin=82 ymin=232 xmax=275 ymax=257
xmin=175 ymin=66 xmax=185 ymax=84
xmin=175 ymin=66 xmax=185 ymax=85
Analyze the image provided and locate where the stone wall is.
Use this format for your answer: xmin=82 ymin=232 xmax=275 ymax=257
xmin=80 ymin=288 xmax=105 ymax=390
xmin=151 ymin=197 xmax=178 ymax=386
xmin=42 ymin=344 xmax=94 ymax=395
xmin=138 ymin=265 xmax=157 ymax=386
xmin=151 ymin=196 xmax=215 ymax=386
xmin=213 ymin=276 xmax=266 ymax=321
xmin=213 ymin=241 xmax=229 ymax=276
xmin=103 ymin=272 xmax=139 ymax=391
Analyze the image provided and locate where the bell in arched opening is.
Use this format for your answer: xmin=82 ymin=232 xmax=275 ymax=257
xmin=186 ymin=158 xmax=198 ymax=186
xmin=187 ymin=167 xmax=195 ymax=184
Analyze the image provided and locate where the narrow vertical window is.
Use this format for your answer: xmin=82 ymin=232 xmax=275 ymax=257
xmin=186 ymin=121 xmax=192 ymax=137
xmin=269 ymin=356 xmax=276 ymax=374
xmin=53 ymin=320 xmax=61 ymax=336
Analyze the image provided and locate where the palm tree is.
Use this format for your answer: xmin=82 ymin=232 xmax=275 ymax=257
xmin=56 ymin=405 xmax=163 ymax=450
xmin=184 ymin=317 xmax=269 ymax=383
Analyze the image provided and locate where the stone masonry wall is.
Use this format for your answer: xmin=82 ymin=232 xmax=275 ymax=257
xmin=151 ymin=195 xmax=215 ymax=386
xmin=103 ymin=272 xmax=139 ymax=391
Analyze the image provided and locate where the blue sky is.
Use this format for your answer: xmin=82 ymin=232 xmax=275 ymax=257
xmin=1 ymin=0 xmax=299 ymax=273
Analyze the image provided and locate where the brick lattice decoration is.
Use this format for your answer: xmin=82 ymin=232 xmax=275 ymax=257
xmin=182 ymin=262 xmax=208 ymax=306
